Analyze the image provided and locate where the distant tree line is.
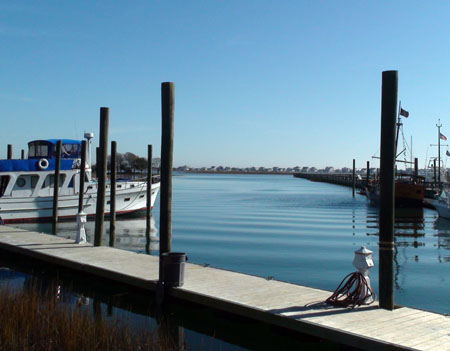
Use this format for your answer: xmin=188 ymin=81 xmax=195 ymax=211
xmin=93 ymin=152 xmax=160 ymax=174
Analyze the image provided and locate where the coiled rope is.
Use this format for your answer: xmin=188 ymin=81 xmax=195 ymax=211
xmin=326 ymin=272 xmax=375 ymax=308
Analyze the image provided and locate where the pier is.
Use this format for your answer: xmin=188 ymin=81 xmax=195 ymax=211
xmin=0 ymin=225 xmax=448 ymax=351
xmin=294 ymin=172 xmax=369 ymax=190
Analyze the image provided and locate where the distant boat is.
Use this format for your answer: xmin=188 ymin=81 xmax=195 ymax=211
xmin=367 ymin=103 xmax=425 ymax=207
xmin=0 ymin=134 xmax=160 ymax=223
xmin=366 ymin=174 xmax=425 ymax=207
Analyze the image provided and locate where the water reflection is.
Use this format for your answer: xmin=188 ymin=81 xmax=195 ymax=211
xmin=366 ymin=207 xmax=427 ymax=242
xmin=14 ymin=216 xmax=160 ymax=255
xmin=434 ymin=217 xmax=450 ymax=262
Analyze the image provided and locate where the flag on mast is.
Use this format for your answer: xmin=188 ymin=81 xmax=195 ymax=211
xmin=440 ymin=133 xmax=447 ymax=141
xmin=399 ymin=107 xmax=409 ymax=117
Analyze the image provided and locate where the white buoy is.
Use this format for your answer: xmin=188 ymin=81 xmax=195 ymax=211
xmin=353 ymin=246 xmax=374 ymax=304
xmin=75 ymin=211 xmax=87 ymax=244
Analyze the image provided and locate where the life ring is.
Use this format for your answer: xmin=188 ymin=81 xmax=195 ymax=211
xmin=38 ymin=158 xmax=49 ymax=170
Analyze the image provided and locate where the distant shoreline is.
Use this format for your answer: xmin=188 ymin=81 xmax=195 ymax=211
xmin=178 ymin=170 xmax=295 ymax=175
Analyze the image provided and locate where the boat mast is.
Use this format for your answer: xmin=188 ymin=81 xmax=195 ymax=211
xmin=394 ymin=100 xmax=405 ymax=179
xmin=437 ymin=119 xmax=442 ymax=184
xmin=395 ymin=101 xmax=402 ymax=159
xmin=410 ymin=135 xmax=413 ymax=166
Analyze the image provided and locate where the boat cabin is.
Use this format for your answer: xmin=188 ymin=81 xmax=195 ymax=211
xmin=28 ymin=139 xmax=82 ymax=159
xmin=0 ymin=139 xmax=89 ymax=199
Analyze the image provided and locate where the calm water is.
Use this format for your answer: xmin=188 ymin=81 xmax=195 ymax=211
xmin=11 ymin=173 xmax=450 ymax=315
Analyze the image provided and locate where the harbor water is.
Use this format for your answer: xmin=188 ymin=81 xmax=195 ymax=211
xmin=10 ymin=173 xmax=450 ymax=315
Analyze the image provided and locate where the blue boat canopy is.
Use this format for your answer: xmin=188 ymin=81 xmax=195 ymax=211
xmin=28 ymin=139 xmax=82 ymax=159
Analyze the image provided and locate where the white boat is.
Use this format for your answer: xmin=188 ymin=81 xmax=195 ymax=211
xmin=431 ymin=189 xmax=450 ymax=219
xmin=0 ymin=133 xmax=160 ymax=224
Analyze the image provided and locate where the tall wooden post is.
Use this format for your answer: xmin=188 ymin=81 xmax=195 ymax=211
xmin=21 ymin=149 xmax=25 ymax=159
xmin=146 ymin=144 xmax=153 ymax=254
xmin=159 ymin=82 xmax=175 ymax=279
xmin=366 ymin=161 xmax=370 ymax=187
xmin=78 ymin=140 xmax=87 ymax=213
xmin=7 ymin=144 xmax=12 ymax=160
xmin=352 ymin=159 xmax=356 ymax=197
xmin=52 ymin=140 xmax=62 ymax=235
xmin=414 ymin=158 xmax=418 ymax=183
xmin=94 ymin=108 xmax=109 ymax=247
xmin=379 ymin=70 xmax=397 ymax=310
xmin=109 ymin=141 xmax=117 ymax=247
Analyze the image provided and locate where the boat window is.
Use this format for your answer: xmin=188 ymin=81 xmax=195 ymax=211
xmin=0 ymin=176 xmax=10 ymax=197
xmin=31 ymin=176 xmax=39 ymax=189
xmin=44 ymin=174 xmax=66 ymax=188
xmin=16 ymin=177 xmax=26 ymax=188
xmin=61 ymin=143 xmax=81 ymax=159
xmin=28 ymin=142 xmax=49 ymax=158
xmin=68 ymin=175 xmax=74 ymax=188
xmin=13 ymin=175 xmax=39 ymax=190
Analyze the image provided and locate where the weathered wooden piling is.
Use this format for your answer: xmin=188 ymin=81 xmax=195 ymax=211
xmin=21 ymin=149 xmax=25 ymax=159
xmin=109 ymin=141 xmax=117 ymax=247
xmin=52 ymin=140 xmax=62 ymax=235
xmin=146 ymin=144 xmax=153 ymax=254
xmin=366 ymin=161 xmax=370 ymax=186
xmin=352 ymin=159 xmax=356 ymax=197
xmin=7 ymin=144 xmax=12 ymax=160
xmin=94 ymin=108 xmax=109 ymax=247
xmin=378 ymin=70 xmax=397 ymax=310
xmin=159 ymin=82 xmax=175 ymax=278
xmin=414 ymin=157 xmax=418 ymax=182
xmin=78 ymin=140 xmax=87 ymax=213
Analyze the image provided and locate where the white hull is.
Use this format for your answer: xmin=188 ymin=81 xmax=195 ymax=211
xmin=433 ymin=199 xmax=450 ymax=219
xmin=0 ymin=181 xmax=160 ymax=223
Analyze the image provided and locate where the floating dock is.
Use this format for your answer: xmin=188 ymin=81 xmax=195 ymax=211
xmin=0 ymin=225 xmax=448 ymax=351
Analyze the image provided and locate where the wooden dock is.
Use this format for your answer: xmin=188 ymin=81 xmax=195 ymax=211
xmin=294 ymin=172 xmax=368 ymax=190
xmin=0 ymin=225 xmax=449 ymax=351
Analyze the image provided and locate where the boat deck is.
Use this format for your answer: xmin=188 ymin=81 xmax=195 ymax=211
xmin=0 ymin=225 xmax=449 ymax=351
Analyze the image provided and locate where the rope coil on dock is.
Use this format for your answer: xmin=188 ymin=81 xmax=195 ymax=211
xmin=325 ymin=272 xmax=375 ymax=308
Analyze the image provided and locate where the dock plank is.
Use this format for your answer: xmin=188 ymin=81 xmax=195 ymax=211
xmin=1 ymin=225 xmax=449 ymax=351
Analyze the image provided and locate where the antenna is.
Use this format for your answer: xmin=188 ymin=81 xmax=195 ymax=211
xmin=84 ymin=132 xmax=95 ymax=167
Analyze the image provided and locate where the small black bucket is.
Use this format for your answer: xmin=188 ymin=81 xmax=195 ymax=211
xmin=161 ymin=252 xmax=187 ymax=287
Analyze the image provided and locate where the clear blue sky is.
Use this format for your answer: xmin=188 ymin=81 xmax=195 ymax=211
xmin=2 ymin=1 xmax=450 ymax=169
